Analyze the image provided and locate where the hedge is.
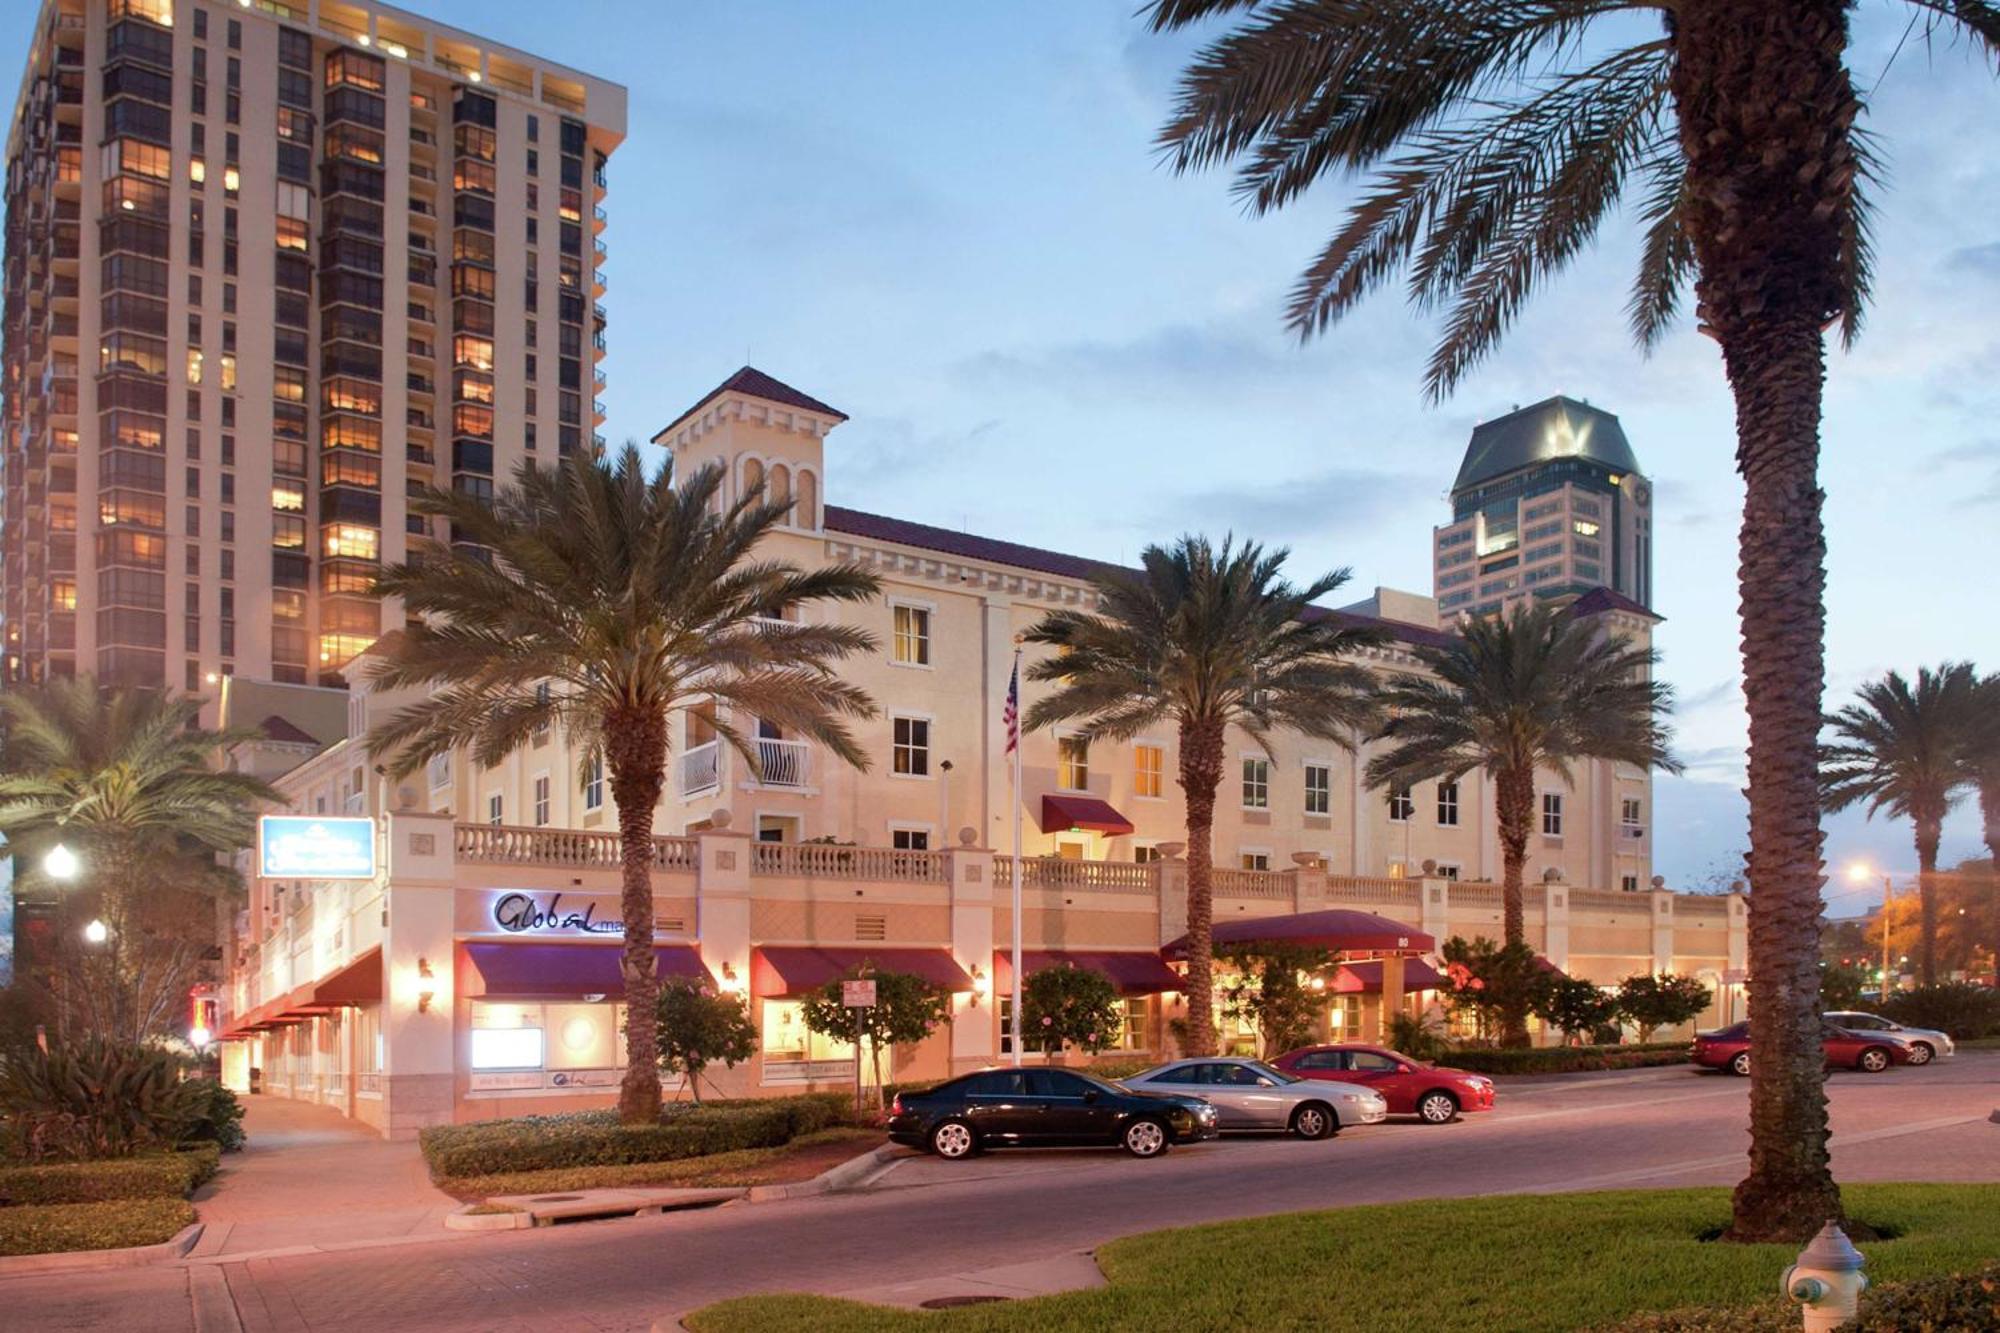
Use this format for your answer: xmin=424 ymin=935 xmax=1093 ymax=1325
xmin=0 ymin=1145 xmax=220 ymax=1207
xmin=0 ymin=1198 xmax=196 ymax=1256
xmin=1603 ymin=1262 xmax=2000 ymax=1331
xmin=418 ymin=1092 xmax=850 ymax=1179
xmin=1442 ymin=1042 xmax=1690 ymax=1076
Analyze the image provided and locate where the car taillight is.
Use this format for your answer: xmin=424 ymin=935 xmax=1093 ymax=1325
xmin=890 ymin=1094 xmax=904 ymax=1116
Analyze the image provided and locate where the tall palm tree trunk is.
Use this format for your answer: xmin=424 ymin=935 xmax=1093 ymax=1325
xmin=1983 ymin=782 xmax=2000 ymax=983
xmin=1913 ymin=819 xmax=1941 ymax=987
xmin=1178 ymin=716 xmax=1223 ymax=1057
xmin=1493 ymin=768 xmax=1534 ymax=1048
xmin=1672 ymin=0 xmax=1855 ymax=1245
xmin=607 ymin=710 xmax=668 ymax=1124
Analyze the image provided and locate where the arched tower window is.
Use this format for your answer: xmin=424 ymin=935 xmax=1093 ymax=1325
xmin=770 ymin=463 xmax=792 ymax=514
xmin=795 ymin=469 xmax=819 ymax=530
xmin=740 ymin=456 xmax=764 ymax=502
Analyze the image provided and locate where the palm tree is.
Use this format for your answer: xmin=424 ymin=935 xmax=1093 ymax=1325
xmin=1821 ymin=664 xmax=1977 ymax=987
xmin=0 ymin=677 xmax=279 ymax=1042
xmin=1144 ymin=0 xmax=2000 ymax=1242
xmin=1365 ymin=602 xmax=1678 ymax=1045
xmin=365 ymin=445 xmax=881 ymax=1123
xmin=1022 ymin=536 xmax=1381 ymax=1056
xmin=1965 ymin=673 xmax=2000 ymax=981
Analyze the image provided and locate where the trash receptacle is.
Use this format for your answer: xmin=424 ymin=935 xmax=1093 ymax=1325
xmin=249 ymin=1065 xmax=262 ymax=1095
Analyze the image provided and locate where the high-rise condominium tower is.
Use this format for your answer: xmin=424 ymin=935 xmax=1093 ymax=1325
xmin=2 ymin=0 xmax=624 ymax=691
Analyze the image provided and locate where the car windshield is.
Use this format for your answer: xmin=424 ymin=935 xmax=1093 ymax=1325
xmin=1243 ymin=1060 xmax=1299 ymax=1085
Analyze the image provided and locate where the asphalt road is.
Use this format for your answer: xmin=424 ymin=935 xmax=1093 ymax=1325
xmin=8 ymin=1053 xmax=1997 ymax=1332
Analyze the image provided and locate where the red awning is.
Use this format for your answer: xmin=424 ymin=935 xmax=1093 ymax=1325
xmin=752 ymin=947 xmax=975 ymax=997
xmin=1163 ymin=908 xmax=1433 ymax=958
xmin=1039 ymin=794 xmax=1135 ymax=836
xmin=992 ymin=950 xmax=1183 ymax=996
xmin=462 ymin=942 xmax=713 ymax=998
xmin=1330 ymin=958 xmax=1446 ymax=995
xmin=314 ymin=947 xmax=382 ymax=1006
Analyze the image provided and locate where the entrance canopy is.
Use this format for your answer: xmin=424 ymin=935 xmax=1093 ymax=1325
xmin=992 ymin=949 xmax=1182 ymax=997
xmin=313 ymin=946 xmax=382 ymax=1006
xmin=1164 ymin=908 xmax=1433 ymax=959
xmin=462 ymin=942 xmax=712 ymax=999
xmin=1330 ymin=958 xmax=1446 ymax=994
xmin=1039 ymin=794 xmax=1134 ymax=836
xmin=752 ymin=947 xmax=974 ymax=997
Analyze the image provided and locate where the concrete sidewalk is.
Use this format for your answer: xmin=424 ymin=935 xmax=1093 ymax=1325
xmin=187 ymin=1096 xmax=459 ymax=1262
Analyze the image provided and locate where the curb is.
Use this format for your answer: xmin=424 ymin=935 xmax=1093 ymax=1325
xmin=0 ymin=1220 xmax=203 ymax=1277
xmin=746 ymin=1143 xmax=906 ymax=1203
xmin=444 ymin=1205 xmax=535 ymax=1232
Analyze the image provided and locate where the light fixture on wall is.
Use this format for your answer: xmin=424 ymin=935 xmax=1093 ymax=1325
xmin=718 ymin=963 xmax=746 ymax=995
xmin=969 ymin=966 xmax=990 ymax=1006
xmin=417 ymin=956 xmax=436 ymax=1013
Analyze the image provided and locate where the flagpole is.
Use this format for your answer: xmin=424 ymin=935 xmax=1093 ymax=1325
xmin=1009 ymin=643 xmax=1024 ymax=1068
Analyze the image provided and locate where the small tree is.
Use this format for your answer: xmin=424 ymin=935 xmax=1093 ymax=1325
xmin=1617 ymin=973 xmax=1714 ymax=1042
xmin=1022 ymin=965 xmax=1125 ymax=1062
xmin=1816 ymin=961 xmax=1868 ymax=1012
xmin=1218 ymin=942 xmax=1334 ymax=1056
xmin=800 ymin=969 xmax=952 ymax=1108
xmin=655 ymin=977 xmax=756 ymax=1105
xmin=1439 ymin=937 xmax=1553 ymax=1044
xmin=1537 ymin=977 xmax=1620 ymax=1047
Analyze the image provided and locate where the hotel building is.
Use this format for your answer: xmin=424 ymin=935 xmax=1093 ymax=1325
xmin=217 ymin=370 xmax=1733 ymax=1138
xmin=1433 ymin=396 xmax=1654 ymax=618
xmin=2 ymin=0 xmax=624 ymax=693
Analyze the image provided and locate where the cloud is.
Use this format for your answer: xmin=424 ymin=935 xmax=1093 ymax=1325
xmin=1677 ymin=677 xmax=1742 ymax=712
xmin=1154 ymin=468 xmax=1437 ymax=539
xmin=1946 ymin=242 xmax=2000 ymax=276
xmin=956 ymin=318 xmax=1317 ymax=399
xmin=1929 ymin=439 xmax=2000 ymax=466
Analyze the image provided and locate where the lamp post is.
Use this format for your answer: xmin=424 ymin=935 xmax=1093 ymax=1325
xmin=1845 ymin=863 xmax=1894 ymax=996
xmin=43 ymin=843 xmax=79 ymax=881
xmin=82 ymin=918 xmax=109 ymax=945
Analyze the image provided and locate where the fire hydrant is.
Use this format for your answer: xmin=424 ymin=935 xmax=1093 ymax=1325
xmin=1782 ymin=1221 xmax=1868 ymax=1332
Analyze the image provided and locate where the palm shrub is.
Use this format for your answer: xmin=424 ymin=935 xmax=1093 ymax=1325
xmin=1879 ymin=983 xmax=2000 ymax=1040
xmin=1143 ymin=0 xmax=2000 ymax=1243
xmin=1024 ymin=536 xmax=1379 ymax=1055
xmin=1386 ymin=1011 xmax=1449 ymax=1065
xmin=0 ymin=1040 xmax=208 ymax=1162
xmin=366 ymin=446 xmax=881 ymax=1123
xmin=1821 ymin=664 xmax=1978 ymax=986
xmin=1367 ymin=602 xmax=1678 ymax=1045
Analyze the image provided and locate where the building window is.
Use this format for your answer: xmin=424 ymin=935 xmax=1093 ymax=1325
xmin=1621 ymin=797 xmax=1643 ymax=837
xmin=1241 ymin=757 xmax=1269 ymax=809
xmin=470 ymin=1000 xmax=625 ymax=1074
xmin=891 ymin=603 xmax=930 ymax=666
xmin=1240 ymin=851 xmax=1271 ymax=871
xmin=1436 ymin=863 xmax=1461 ymax=881
xmin=487 ymin=793 xmax=504 ymax=826
xmin=1057 ymin=735 xmax=1089 ymax=791
xmin=892 ymin=716 xmax=931 ymax=777
xmin=1622 ymin=874 xmax=1641 ymax=893
xmin=1133 ymin=842 xmax=1161 ymax=864
xmin=1304 ymin=763 xmax=1330 ymax=816
xmin=533 ymin=775 xmax=551 ymax=827
xmin=1388 ymin=786 xmax=1414 ymax=822
xmin=761 ymin=999 xmax=855 ymax=1070
xmin=1133 ymin=743 xmax=1165 ymax=799
xmin=1114 ymin=997 xmax=1152 ymax=1051
xmin=583 ymin=753 xmax=604 ymax=811
xmin=426 ymin=752 xmax=451 ymax=791
xmin=889 ymin=827 xmax=930 ymax=851
xmin=1542 ymin=793 xmax=1564 ymax=837
xmin=1437 ymin=781 xmax=1460 ymax=826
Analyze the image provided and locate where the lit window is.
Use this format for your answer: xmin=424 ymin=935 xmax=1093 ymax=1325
xmin=323 ymin=524 xmax=379 ymax=560
xmin=218 ymin=354 xmax=236 ymax=391
xmin=189 ymin=158 xmax=206 ymax=184
xmin=1573 ymin=519 xmax=1601 ymax=537
xmin=892 ymin=716 xmax=930 ymax=777
xmin=891 ymin=604 xmax=930 ymax=666
xmin=1437 ymin=781 xmax=1460 ymax=826
xmin=271 ymin=482 xmax=304 ymax=512
xmin=186 ymin=348 xmax=203 ymax=385
xmin=222 ymin=166 xmax=240 ymax=193
xmin=1057 ymin=735 xmax=1089 ymax=791
xmin=1542 ymin=793 xmax=1564 ymax=837
xmin=1304 ymin=763 xmax=1330 ymax=816
xmin=1241 ymin=757 xmax=1269 ymax=809
xmin=1388 ymin=786 xmax=1414 ymax=822
xmin=1240 ymin=851 xmax=1270 ymax=871
xmin=1134 ymin=743 xmax=1164 ymax=799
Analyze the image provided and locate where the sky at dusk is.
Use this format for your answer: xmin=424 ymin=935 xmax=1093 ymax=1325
xmin=12 ymin=3 xmax=1997 ymax=911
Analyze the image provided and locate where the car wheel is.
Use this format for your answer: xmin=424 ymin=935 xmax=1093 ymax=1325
xmin=1728 ymin=1052 xmax=1751 ymax=1077
xmin=930 ymin=1119 xmax=977 ymax=1159
xmin=1290 ymin=1102 xmax=1336 ymax=1140
xmin=1857 ymin=1046 xmax=1892 ymax=1073
xmin=1905 ymin=1042 xmax=1934 ymax=1066
xmin=1416 ymin=1091 xmax=1459 ymax=1124
xmin=1122 ymin=1118 xmax=1169 ymax=1158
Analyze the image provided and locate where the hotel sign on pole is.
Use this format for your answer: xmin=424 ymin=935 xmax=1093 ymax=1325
xmin=258 ymin=817 xmax=377 ymax=880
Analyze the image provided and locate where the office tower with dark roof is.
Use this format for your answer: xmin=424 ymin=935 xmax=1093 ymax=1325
xmin=1432 ymin=396 xmax=1654 ymax=619
xmin=2 ymin=0 xmax=624 ymax=692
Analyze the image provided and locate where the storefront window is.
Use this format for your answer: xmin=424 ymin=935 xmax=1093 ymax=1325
xmin=760 ymin=999 xmax=855 ymax=1081
xmin=469 ymin=1000 xmax=625 ymax=1072
xmin=1114 ymin=997 xmax=1153 ymax=1051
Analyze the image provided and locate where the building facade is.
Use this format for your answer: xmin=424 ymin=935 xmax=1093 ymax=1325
xmin=2 ymin=0 xmax=624 ymax=692
xmin=1433 ymin=396 xmax=1654 ymax=618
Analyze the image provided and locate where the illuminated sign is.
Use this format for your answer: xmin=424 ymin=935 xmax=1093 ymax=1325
xmin=259 ymin=817 xmax=377 ymax=880
xmin=490 ymin=891 xmax=621 ymax=936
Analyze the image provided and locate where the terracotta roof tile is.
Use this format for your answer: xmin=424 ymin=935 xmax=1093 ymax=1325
xmin=653 ymin=366 xmax=847 ymax=442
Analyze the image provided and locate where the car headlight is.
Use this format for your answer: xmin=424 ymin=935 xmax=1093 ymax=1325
xmin=1337 ymin=1093 xmax=1368 ymax=1103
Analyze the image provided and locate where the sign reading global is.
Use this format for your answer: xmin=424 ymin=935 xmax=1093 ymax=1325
xmin=259 ymin=817 xmax=377 ymax=879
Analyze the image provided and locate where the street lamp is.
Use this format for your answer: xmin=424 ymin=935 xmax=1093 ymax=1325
xmin=82 ymin=918 xmax=108 ymax=945
xmin=189 ymin=1025 xmax=213 ymax=1050
xmin=1846 ymin=862 xmax=1893 ymax=995
xmin=43 ymin=843 xmax=79 ymax=881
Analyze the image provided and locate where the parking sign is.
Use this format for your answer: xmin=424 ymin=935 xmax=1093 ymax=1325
xmin=841 ymin=979 xmax=877 ymax=1008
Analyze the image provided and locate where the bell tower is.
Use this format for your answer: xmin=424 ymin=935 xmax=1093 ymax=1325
xmin=648 ymin=367 xmax=846 ymax=532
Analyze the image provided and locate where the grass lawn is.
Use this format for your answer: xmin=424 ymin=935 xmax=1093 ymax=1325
xmin=436 ymin=1128 xmax=881 ymax=1201
xmin=684 ymin=1184 xmax=1998 ymax=1333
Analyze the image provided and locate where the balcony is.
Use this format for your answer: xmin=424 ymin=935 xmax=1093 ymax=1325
xmin=754 ymin=737 xmax=810 ymax=789
xmin=678 ymin=740 xmax=719 ymax=797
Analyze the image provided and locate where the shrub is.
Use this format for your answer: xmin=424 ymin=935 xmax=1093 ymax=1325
xmin=0 ymin=1145 xmax=218 ymax=1206
xmin=0 ymin=1039 xmax=211 ymax=1161
xmin=1441 ymin=1042 xmax=1689 ymax=1076
xmin=179 ymin=1079 xmax=247 ymax=1152
xmin=1023 ymin=965 xmax=1125 ymax=1059
xmin=417 ymin=1093 xmax=850 ymax=1179
xmin=656 ymin=978 xmax=758 ymax=1103
xmin=1603 ymin=1262 xmax=2000 ymax=1331
xmin=1387 ymin=1011 xmax=1451 ymax=1064
xmin=0 ymin=1198 xmax=196 ymax=1257
xmin=1615 ymin=973 xmax=1713 ymax=1041
xmin=1880 ymin=982 xmax=2000 ymax=1039
xmin=1081 ymin=1058 xmax=1157 ymax=1082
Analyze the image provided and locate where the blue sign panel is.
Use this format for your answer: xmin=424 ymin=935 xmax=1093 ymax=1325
xmin=259 ymin=816 xmax=377 ymax=879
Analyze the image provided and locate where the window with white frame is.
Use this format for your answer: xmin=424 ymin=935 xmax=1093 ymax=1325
xmin=486 ymin=792 xmax=503 ymax=826
xmin=889 ymin=825 xmax=930 ymax=851
xmin=1621 ymin=873 xmax=1640 ymax=893
xmin=469 ymin=1000 xmax=626 ymax=1073
xmin=1057 ymin=735 xmax=1089 ymax=790
xmin=426 ymin=751 xmax=451 ymax=790
xmin=583 ymin=752 xmax=604 ymax=811
xmin=1241 ymin=757 xmax=1269 ymax=809
xmin=1621 ymin=797 xmax=1643 ymax=836
xmin=1437 ymin=780 xmax=1459 ymax=826
xmin=1133 ymin=841 xmax=1161 ymax=863
xmin=1388 ymin=785 xmax=1414 ymax=821
xmin=1240 ymin=850 xmax=1271 ymax=871
xmin=1435 ymin=863 xmax=1461 ymax=881
xmin=1134 ymin=743 xmax=1164 ymax=799
xmin=1542 ymin=792 xmax=1564 ymax=836
xmin=1387 ymin=858 xmax=1409 ymax=879
xmin=1304 ymin=763 xmax=1330 ymax=816
xmin=892 ymin=716 xmax=931 ymax=776
xmin=532 ymin=681 xmax=551 ymax=743
xmin=1114 ymin=996 xmax=1152 ymax=1051
xmin=891 ymin=603 xmax=931 ymax=666
xmin=532 ymin=774 xmax=551 ymax=827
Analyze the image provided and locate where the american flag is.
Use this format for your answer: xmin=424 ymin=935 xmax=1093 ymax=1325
xmin=1003 ymin=656 xmax=1020 ymax=755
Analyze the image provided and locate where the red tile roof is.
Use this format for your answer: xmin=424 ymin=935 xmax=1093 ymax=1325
xmin=1565 ymin=586 xmax=1662 ymax=621
xmin=257 ymin=714 xmax=322 ymax=746
xmin=653 ymin=366 xmax=848 ymax=442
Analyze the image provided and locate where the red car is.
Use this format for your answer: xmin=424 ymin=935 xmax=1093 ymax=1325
xmin=1690 ymin=1021 xmax=1914 ymax=1075
xmin=1271 ymin=1044 xmax=1496 ymax=1124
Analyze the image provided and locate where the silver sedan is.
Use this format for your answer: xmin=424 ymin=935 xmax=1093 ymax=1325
xmin=1125 ymin=1057 xmax=1387 ymax=1138
xmin=1824 ymin=1010 xmax=1955 ymax=1065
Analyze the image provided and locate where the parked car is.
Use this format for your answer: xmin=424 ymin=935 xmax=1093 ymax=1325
xmin=888 ymin=1067 xmax=1219 ymax=1159
xmin=1123 ymin=1057 xmax=1386 ymax=1137
xmin=1691 ymin=1021 xmax=1915 ymax=1075
xmin=1823 ymin=1010 xmax=1955 ymax=1065
xmin=1270 ymin=1044 xmax=1497 ymax=1124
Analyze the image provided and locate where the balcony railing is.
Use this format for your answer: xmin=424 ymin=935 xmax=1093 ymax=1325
xmin=679 ymin=740 xmax=719 ymax=797
xmin=454 ymin=823 xmax=696 ymax=872
xmin=753 ymin=737 xmax=810 ymax=788
xmin=1212 ymin=868 xmax=1291 ymax=899
xmin=996 ymin=856 xmax=1155 ymax=893
xmin=752 ymin=842 xmax=945 ymax=883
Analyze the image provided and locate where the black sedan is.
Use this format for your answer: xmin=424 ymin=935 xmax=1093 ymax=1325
xmin=889 ymin=1067 xmax=1219 ymax=1159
